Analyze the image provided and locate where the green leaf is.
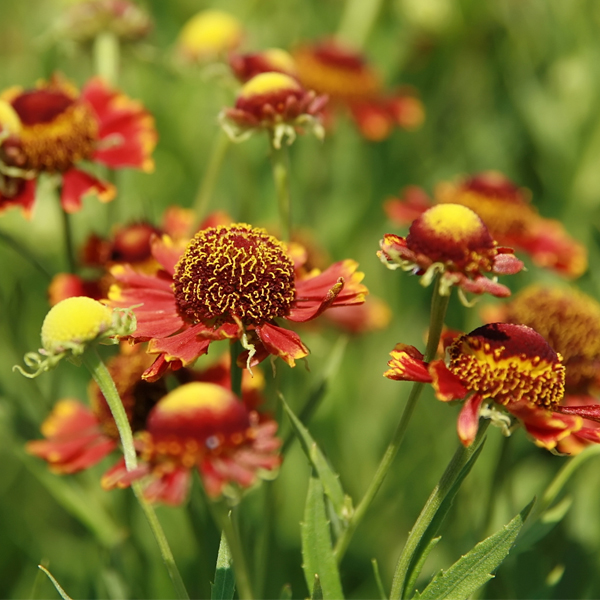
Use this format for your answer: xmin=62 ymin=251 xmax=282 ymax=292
xmin=414 ymin=498 xmax=535 ymax=600
xmin=405 ymin=537 xmax=441 ymax=596
xmin=279 ymin=583 xmax=292 ymax=600
xmin=211 ymin=531 xmax=235 ymax=600
xmin=516 ymin=495 xmax=572 ymax=553
xmin=371 ymin=558 xmax=388 ymax=600
xmin=38 ymin=566 xmax=73 ymax=600
xmin=281 ymin=394 xmax=352 ymax=522
xmin=311 ymin=575 xmax=324 ymax=600
xmin=301 ymin=475 xmax=345 ymax=600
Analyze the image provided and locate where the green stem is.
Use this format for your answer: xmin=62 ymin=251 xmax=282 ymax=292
xmin=60 ymin=208 xmax=76 ymax=275
xmin=192 ymin=131 xmax=230 ymax=224
xmin=230 ymin=339 xmax=243 ymax=398
xmin=81 ymin=348 xmax=189 ymax=600
xmin=211 ymin=503 xmax=255 ymax=600
xmin=93 ymin=30 xmax=120 ymax=85
xmin=268 ymin=134 xmax=292 ymax=242
xmin=336 ymin=0 xmax=385 ymax=49
xmin=390 ymin=421 xmax=491 ymax=600
xmin=333 ymin=279 xmax=450 ymax=562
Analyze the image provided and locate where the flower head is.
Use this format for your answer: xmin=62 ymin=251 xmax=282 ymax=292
xmin=385 ymin=172 xmax=587 ymax=278
xmin=0 ymin=75 xmax=157 ymax=217
xmin=102 ymin=382 xmax=281 ymax=502
xmin=108 ymin=223 xmax=367 ymax=379
xmin=220 ymin=72 xmax=327 ymax=148
xmin=378 ymin=204 xmax=524 ymax=300
xmin=384 ymin=323 xmax=584 ymax=449
xmin=177 ymin=10 xmax=243 ymax=63
xmin=15 ymin=297 xmax=135 ymax=378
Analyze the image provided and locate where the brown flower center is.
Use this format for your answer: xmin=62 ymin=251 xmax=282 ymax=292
xmin=173 ymin=224 xmax=296 ymax=326
xmin=6 ymin=88 xmax=98 ymax=172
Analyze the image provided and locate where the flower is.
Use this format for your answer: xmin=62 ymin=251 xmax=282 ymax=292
xmin=55 ymin=0 xmax=152 ymax=43
xmin=378 ymin=203 xmax=524 ymax=300
xmin=384 ymin=171 xmax=587 ymax=278
xmin=177 ymin=10 xmax=243 ymax=63
xmin=293 ymin=38 xmax=424 ymax=141
xmin=14 ymin=297 xmax=135 ymax=378
xmin=384 ymin=323 xmax=587 ymax=450
xmin=26 ymin=346 xmax=164 ymax=473
xmin=0 ymin=75 xmax=157 ymax=217
xmin=219 ymin=72 xmax=328 ymax=148
xmin=230 ymin=48 xmax=298 ymax=82
xmin=102 ymin=381 xmax=281 ymax=503
xmin=108 ymin=223 xmax=368 ymax=380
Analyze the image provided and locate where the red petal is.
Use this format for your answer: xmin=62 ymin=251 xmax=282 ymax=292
xmin=429 ymin=360 xmax=468 ymax=401
xmin=255 ymin=322 xmax=309 ymax=366
xmin=383 ymin=186 xmax=432 ymax=226
xmin=457 ymin=394 xmax=484 ymax=446
xmin=0 ymin=177 xmax=37 ymax=219
xmin=557 ymin=404 xmax=600 ymax=423
xmin=384 ymin=343 xmax=432 ymax=382
xmin=147 ymin=323 xmax=211 ymax=365
xmin=61 ymin=168 xmax=115 ymax=213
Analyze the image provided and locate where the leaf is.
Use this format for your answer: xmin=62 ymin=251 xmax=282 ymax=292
xmin=311 ymin=575 xmax=324 ymax=600
xmin=279 ymin=583 xmax=292 ymax=600
xmin=515 ymin=495 xmax=572 ymax=553
xmin=301 ymin=475 xmax=345 ymax=600
xmin=413 ymin=499 xmax=535 ymax=600
xmin=211 ymin=531 xmax=235 ymax=600
xmin=38 ymin=566 xmax=73 ymax=600
xmin=371 ymin=558 xmax=388 ymax=600
xmin=405 ymin=537 xmax=441 ymax=596
xmin=281 ymin=394 xmax=352 ymax=522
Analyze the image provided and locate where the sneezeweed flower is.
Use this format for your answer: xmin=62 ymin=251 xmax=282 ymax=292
xmin=385 ymin=323 xmax=588 ymax=450
xmin=26 ymin=346 xmax=164 ymax=473
xmin=219 ymin=72 xmax=328 ymax=148
xmin=108 ymin=223 xmax=368 ymax=380
xmin=293 ymin=38 xmax=424 ymax=141
xmin=177 ymin=10 xmax=243 ymax=64
xmin=102 ymin=382 xmax=281 ymax=503
xmin=230 ymin=48 xmax=298 ymax=83
xmin=0 ymin=75 xmax=157 ymax=217
xmin=55 ymin=0 xmax=152 ymax=43
xmin=378 ymin=203 xmax=524 ymax=301
xmin=14 ymin=296 xmax=135 ymax=378
xmin=384 ymin=171 xmax=587 ymax=278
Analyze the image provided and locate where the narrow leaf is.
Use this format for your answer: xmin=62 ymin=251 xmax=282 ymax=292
xmin=405 ymin=537 xmax=441 ymax=596
xmin=281 ymin=394 xmax=352 ymax=521
xmin=211 ymin=531 xmax=235 ymax=600
xmin=371 ymin=559 xmax=388 ymax=600
xmin=516 ymin=495 xmax=572 ymax=553
xmin=38 ymin=566 xmax=73 ymax=600
xmin=301 ymin=475 xmax=345 ymax=600
xmin=414 ymin=499 xmax=535 ymax=600
xmin=312 ymin=575 xmax=324 ymax=600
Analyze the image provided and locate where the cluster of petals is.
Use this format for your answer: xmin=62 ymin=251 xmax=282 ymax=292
xmin=108 ymin=222 xmax=368 ymax=380
xmin=484 ymin=284 xmax=600 ymax=453
xmin=0 ymin=74 xmax=157 ymax=217
xmin=293 ymin=38 xmax=424 ymax=141
xmin=378 ymin=203 xmax=524 ymax=299
xmin=384 ymin=171 xmax=587 ymax=278
xmin=384 ymin=323 xmax=598 ymax=451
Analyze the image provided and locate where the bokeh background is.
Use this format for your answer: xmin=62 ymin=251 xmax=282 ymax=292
xmin=2 ymin=0 xmax=600 ymax=598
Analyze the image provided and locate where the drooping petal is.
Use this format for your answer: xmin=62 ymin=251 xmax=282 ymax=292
xmin=457 ymin=394 xmax=485 ymax=446
xmin=147 ymin=322 xmax=212 ymax=366
xmin=384 ymin=344 xmax=432 ymax=382
xmin=255 ymin=322 xmax=309 ymax=366
xmin=429 ymin=360 xmax=469 ymax=401
xmin=0 ymin=177 xmax=37 ymax=219
xmin=384 ymin=186 xmax=432 ymax=226
xmin=61 ymin=167 xmax=115 ymax=213
xmin=143 ymin=467 xmax=191 ymax=506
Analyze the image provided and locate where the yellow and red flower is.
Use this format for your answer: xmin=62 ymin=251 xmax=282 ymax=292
xmin=384 ymin=323 xmax=590 ymax=450
xmin=102 ymin=381 xmax=281 ymax=503
xmin=220 ymin=72 xmax=328 ymax=147
xmin=229 ymin=48 xmax=298 ymax=83
xmin=108 ymin=223 xmax=368 ymax=380
xmin=0 ymin=75 xmax=157 ymax=217
xmin=384 ymin=172 xmax=587 ymax=278
xmin=378 ymin=203 xmax=523 ymax=299
xmin=293 ymin=38 xmax=424 ymax=141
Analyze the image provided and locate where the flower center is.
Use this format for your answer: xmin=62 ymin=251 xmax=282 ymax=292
xmin=447 ymin=323 xmax=565 ymax=408
xmin=406 ymin=204 xmax=496 ymax=270
xmin=5 ymin=87 xmax=98 ymax=171
xmin=173 ymin=224 xmax=296 ymax=326
xmin=178 ymin=10 xmax=242 ymax=59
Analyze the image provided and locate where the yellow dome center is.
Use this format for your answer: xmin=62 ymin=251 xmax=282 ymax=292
xmin=240 ymin=72 xmax=301 ymax=99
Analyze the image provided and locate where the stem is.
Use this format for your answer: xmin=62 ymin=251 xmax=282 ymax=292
xmin=211 ymin=503 xmax=254 ymax=600
xmin=60 ymin=208 xmax=76 ymax=275
xmin=230 ymin=339 xmax=243 ymax=398
xmin=390 ymin=421 xmax=491 ymax=600
xmin=192 ymin=131 xmax=230 ymax=224
xmin=0 ymin=228 xmax=52 ymax=279
xmin=93 ymin=31 xmax=120 ymax=85
xmin=82 ymin=348 xmax=189 ymax=599
xmin=334 ymin=279 xmax=450 ymax=561
xmin=268 ymin=134 xmax=292 ymax=241
xmin=336 ymin=0 xmax=385 ymax=49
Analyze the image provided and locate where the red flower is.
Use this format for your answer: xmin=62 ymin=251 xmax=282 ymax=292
xmin=230 ymin=48 xmax=298 ymax=82
xmin=384 ymin=172 xmax=587 ymax=278
xmin=384 ymin=323 xmax=586 ymax=450
xmin=0 ymin=75 xmax=157 ymax=217
xmin=378 ymin=203 xmax=523 ymax=299
xmin=293 ymin=38 xmax=424 ymax=141
xmin=108 ymin=223 xmax=368 ymax=380
xmin=102 ymin=381 xmax=281 ymax=503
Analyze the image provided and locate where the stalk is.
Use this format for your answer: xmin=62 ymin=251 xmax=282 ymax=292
xmin=268 ymin=133 xmax=292 ymax=241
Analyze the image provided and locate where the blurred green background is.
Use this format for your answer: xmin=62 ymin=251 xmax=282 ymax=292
xmin=2 ymin=0 xmax=600 ymax=598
